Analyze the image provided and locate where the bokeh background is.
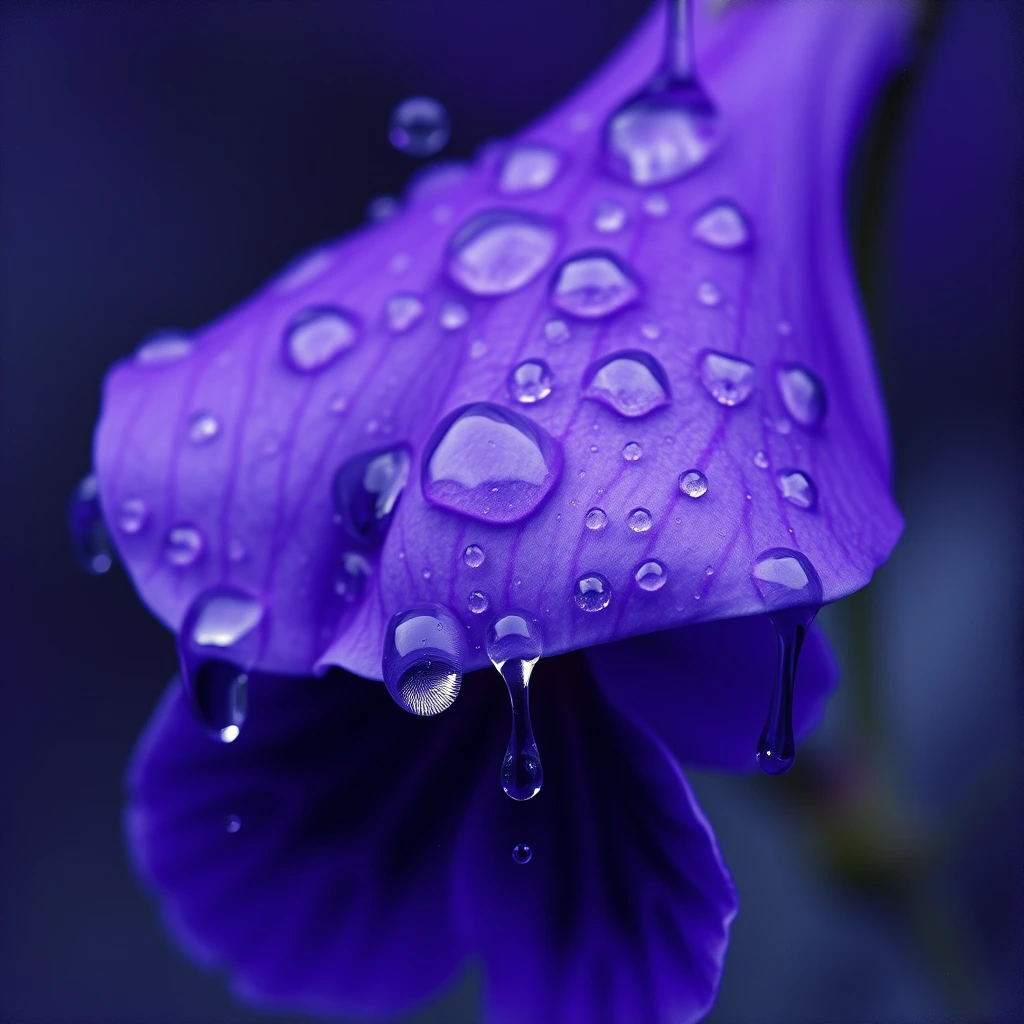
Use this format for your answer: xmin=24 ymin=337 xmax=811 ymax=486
xmin=1 ymin=1 xmax=1021 ymax=1021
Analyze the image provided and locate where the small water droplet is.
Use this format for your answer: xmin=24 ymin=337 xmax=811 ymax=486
xmin=67 ymin=474 xmax=113 ymax=574
xmin=697 ymin=280 xmax=721 ymax=306
xmin=508 ymin=359 xmax=553 ymax=404
xmin=512 ymin=843 xmax=533 ymax=864
xmin=134 ymin=331 xmax=194 ymax=367
xmin=228 ymin=538 xmax=246 ymax=562
xmin=776 ymin=364 xmax=827 ymax=427
xmin=584 ymin=507 xmax=608 ymax=531
xmin=423 ymin=403 xmax=562 ymax=524
xmin=386 ymin=293 xmax=425 ymax=333
xmin=543 ymin=317 xmax=570 ymax=343
xmin=705 ymin=565 xmax=714 ymax=576
xmin=550 ymin=251 xmax=641 ymax=320
xmin=691 ymin=200 xmax=752 ymax=250
xmin=679 ymin=469 xmax=708 ymax=497
xmin=383 ymin=605 xmax=466 ymax=716
xmin=642 ymin=192 xmax=670 ymax=217
xmin=498 ymin=144 xmax=561 ymax=194
xmin=753 ymin=450 xmax=769 ymax=469
xmin=389 ymin=252 xmax=411 ymax=274
xmin=621 ymin=441 xmax=643 ymax=462
xmin=421 ymin=568 xmax=432 ymax=580
xmin=776 ymin=469 xmax=818 ymax=510
xmin=447 ymin=210 xmax=558 ymax=296
xmin=117 ymin=497 xmax=148 ymax=535
xmin=776 ymin=417 xmax=792 ymax=435
xmin=468 ymin=591 xmax=489 ymax=614
xmin=470 ymin=339 xmax=488 ymax=359
xmin=164 ymin=524 xmax=203 ymax=567
xmin=463 ymin=544 xmax=485 ymax=568
xmin=333 ymin=551 xmax=372 ymax=602
xmin=284 ymin=307 xmax=360 ymax=373
xmin=440 ymin=301 xmax=469 ymax=330
xmin=388 ymin=96 xmax=450 ymax=157
xmin=699 ymin=351 xmax=755 ymax=406
xmin=366 ymin=195 xmax=399 ymax=222
xmin=225 ymin=814 xmax=241 ymax=833
xmin=627 ymin=507 xmax=653 ymax=533
xmin=574 ymin=572 xmax=611 ymax=612
xmin=332 ymin=446 xmax=410 ymax=547
xmin=188 ymin=411 xmax=220 ymax=445
xmin=582 ymin=350 xmax=671 ymax=418
xmin=641 ymin=321 xmax=661 ymax=340
xmin=635 ymin=559 xmax=667 ymax=591
xmin=592 ymin=200 xmax=627 ymax=233
xmin=329 ymin=394 xmax=349 ymax=414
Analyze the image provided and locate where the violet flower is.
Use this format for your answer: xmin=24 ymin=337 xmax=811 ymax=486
xmin=87 ymin=1 xmax=910 ymax=1020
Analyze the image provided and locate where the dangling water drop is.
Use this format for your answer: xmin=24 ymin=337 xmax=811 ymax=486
xmin=422 ymin=403 xmax=562 ymax=524
xmin=699 ymin=351 xmax=755 ymax=406
xmin=512 ymin=843 xmax=533 ymax=865
xmin=498 ymin=144 xmax=561 ymax=194
xmin=691 ymin=200 xmax=752 ymax=250
xmin=283 ymin=307 xmax=360 ymax=373
xmin=750 ymin=549 xmax=823 ymax=775
xmin=776 ymin=469 xmax=817 ymax=510
xmin=582 ymin=350 xmax=671 ymax=418
xmin=446 ymin=210 xmax=558 ymax=296
xmin=550 ymin=251 xmax=641 ymax=319
xmin=386 ymin=293 xmax=425 ymax=333
xmin=332 ymin=446 xmax=410 ymax=547
xmin=679 ymin=469 xmax=708 ymax=497
xmin=776 ymin=364 xmax=827 ymax=427
xmin=388 ymin=96 xmax=450 ymax=158
xmin=635 ymin=559 xmax=667 ymax=591
xmin=67 ymin=474 xmax=113 ymax=574
xmin=382 ymin=605 xmax=466 ymax=716
xmin=508 ymin=359 xmax=554 ymax=404
xmin=574 ymin=572 xmax=611 ymax=612
xmin=486 ymin=612 xmax=544 ymax=801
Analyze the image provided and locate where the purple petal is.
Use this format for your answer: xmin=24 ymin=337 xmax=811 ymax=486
xmin=453 ymin=653 xmax=737 ymax=1024
xmin=95 ymin=0 xmax=909 ymax=679
xmin=586 ymin=615 xmax=839 ymax=772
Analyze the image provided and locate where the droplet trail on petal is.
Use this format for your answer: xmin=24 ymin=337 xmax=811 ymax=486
xmin=382 ymin=605 xmax=467 ymax=717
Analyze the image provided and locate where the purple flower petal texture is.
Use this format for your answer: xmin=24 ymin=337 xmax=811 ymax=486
xmin=126 ymin=655 xmax=737 ymax=1024
xmin=94 ymin=0 xmax=908 ymax=684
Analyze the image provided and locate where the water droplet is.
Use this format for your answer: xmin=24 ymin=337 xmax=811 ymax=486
xmin=383 ymin=606 xmax=466 ymax=716
xmin=512 ymin=843 xmax=533 ymax=864
xmin=697 ymin=280 xmax=721 ymax=306
xmin=679 ymin=469 xmax=708 ymax=497
xmin=627 ymin=507 xmax=653 ymax=532
xmin=164 ymin=524 xmax=203 ymax=567
xmin=134 ymin=331 xmax=194 ymax=367
xmin=366 ymin=195 xmax=399 ymax=222
xmin=574 ymin=572 xmax=611 ymax=612
xmin=699 ymin=351 xmax=755 ymax=406
xmin=776 ymin=469 xmax=817 ymax=510
xmin=508 ymin=359 xmax=553 ymax=404
xmin=603 ymin=82 xmax=718 ymax=186
xmin=388 ymin=96 xmax=450 ymax=158
xmin=447 ymin=210 xmax=558 ymax=296
xmin=486 ymin=612 xmax=544 ymax=801
xmin=187 ymin=411 xmax=220 ymax=444
xmin=621 ymin=441 xmax=643 ymax=462
xmin=386 ymin=293 xmax=425 ymax=333
xmin=705 ymin=565 xmax=714 ymax=576
xmin=463 ymin=544 xmax=485 ymax=568
xmin=498 ymin=144 xmax=561 ymax=194
xmin=751 ymin=548 xmax=822 ymax=609
xmin=550 ymin=251 xmax=641 ymax=319
xmin=116 ymin=497 xmax=148 ymax=535
xmin=440 ymin=301 xmax=469 ymax=330
xmin=635 ymin=559 xmax=667 ymax=591
xmin=691 ymin=200 xmax=752 ymax=250
xmin=468 ymin=591 xmax=489 ymax=615
xmin=584 ymin=507 xmax=608 ymax=531
xmin=283 ymin=307 xmax=360 ymax=373
xmin=543 ymin=318 xmax=570 ymax=343
xmin=332 ymin=446 xmax=410 ymax=547
xmin=641 ymin=321 xmax=661 ymax=339
xmin=225 ymin=814 xmax=241 ymax=833
xmin=753 ymin=450 xmax=769 ymax=469
xmin=592 ymin=200 xmax=626 ymax=233
xmin=421 ymin=567 xmax=432 ymax=580
xmin=470 ymin=338 xmax=488 ymax=359
xmin=582 ymin=350 xmax=671 ymax=418
xmin=642 ymin=192 xmax=670 ymax=217
xmin=776 ymin=364 xmax=827 ymax=427
xmin=67 ymin=474 xmax=113 ymax=574
xmin=334 ymin=551 xmax=372 ymax=602
xmin=423 ymin=403 xmax=562 ymax=524
xmin=228 ymin=538 xmax=246 ymax=562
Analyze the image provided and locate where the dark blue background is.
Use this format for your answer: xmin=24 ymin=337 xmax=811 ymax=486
xmin=1 ymin=1 xmax=1021 ymax=1022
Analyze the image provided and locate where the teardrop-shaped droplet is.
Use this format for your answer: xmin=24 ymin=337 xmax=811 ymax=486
xmin=627 ymin=507 xmax=653 ymax=533
xmin=382 ymin=605 xmax=467 ymax=716
xmin=776 ymin=364 xmax=827 ymax=427
xmin=486 ymin=611 xmax=544 ymax=801
xmin=691 ymin=200 xmax=752 ymax=250
xmin=635 ymin=559 xmax=667 ymax=591
xmin=422 ymin=403 xmax=562 ymax=524
xmin=134 ymin=331 xmax=194 ymax=367
xmin=621 ymin=441 xmax=643 ymax=462
xmin=776 ymin=469 xmax=817 ymax=510
xmin=498 ymin=144 xmax=561 ymax=194
xmin=463 ymin=543 xmax=485 ymax=568
xmin=507 ymin=359 xmax=553 ymax=404
xmin=283 ymin=307 xmax=360 ymax=373
xmin=67 ymin=474 xmax=113 ymax=574
xmin=163 ymin=524 xmax=203 ymax=567
xmin=574 ymin=572 xmax=611 ymax=612
xmin=117 ymin=497 xmax=148 ymax=535
xmin=592 ymin=200 xmax=626 ymax=234
xmin=446 ymin=210 xmax=558 ymax=296
xmin=386 ymin=293 xmax=425 ymax=333
xmin=512 ymin=842 xmax=533 ymax=864
xmin=187 ymin=411 xmax=220 ymax=444
xmin=699 ymin=350 xmax=755 ymax=406
xmin=584 ymin=507 xmax=608 ymax=531
xmin=388 ymin=96 xmax=450 ymax=158
xmin=679 ymin=469 xmax=708 ymax=497
xmin=332 ymin=445 xmax=410 ymax=547
xmin=582 ymin=350 xmax=671 ymax=418
xmin=550 ymin=251 xmax=641 ymax=319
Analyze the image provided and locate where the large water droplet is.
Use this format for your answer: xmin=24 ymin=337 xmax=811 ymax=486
xmin=507 ymin=359 xmax=553 ymax=404
xmin=592 ymin=201 xmax=626 ymax=234
xmin=550 ymin=251 xmax=641 ymax=319
xmin=574 ymin=572 xmax=611 ymax=612
xmin=446 ymin=211 xmax=558 ymax=296
xmin=332 ymin=446 xmax=410 ymax=548
xmin=627 ymin=507 xmax=653 ymax=533
xmin=382 ymin=605 xmax=466 ymax=716
xmin=498 ymin=144 xmax=561 ymax=194
xmin=776 ymin=469 xmax=817 ymax=510
xmin=164 ymin=524 xmax=203 ymax=567
xmin=68 ymin=474 xmax=112 ymax=574
xmin=776 ymin=364 xmax=827 ymax=427
xmin=463 ymin=544 xmax=485 ymax=568
xmin=699 ymin=351 xmax=755 ymax=406
xmin=679 ymin=469 xmax=708 ymax=497
xmin=423 ymin=403 xmax=562 ymax=524
xmin=512 ymin=843 xmax=533 ymax=864
xmin=188 ymin=411 xmax=220 ymax=445
xmin=386 ymin=293 xmax=425 ymax=333
xmin=691 ymin=200 xmax=752 ymax=250
xmin=582 ymin=350 xmax=671 ymax=418
xmin=134 ymin=331 xmax=194 ymax=367
xmin=388 ymin=96 xmax=450 ymax=158
xmin=584 ymin=507 xmax=608 ymax=531
xmin=283 ymin=307 xmax=360 ymax=373
xmin=635 ymin=559 xmax=667 ymax=591
xmin=486 ymin=612 xmax=544 ymax=801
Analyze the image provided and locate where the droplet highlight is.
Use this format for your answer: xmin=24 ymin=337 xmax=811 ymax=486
xmin=582 ymin=350 xmax=671 ymax=418
xmin=776 ymin=469 xmax=817 ymax=510
xmin=584 ymin=507 xmax=608 ymax=531
xmin=468 ymin=591 xmax=489 ymax=615
xmin=117 ymin=497 xmax=148 ymax=535
xmin=463 ymin=544 xmax=485 ymax=568
xmin=187 ymin=411 xmax=220 ymax=445
xmin=621 ymin=441 xmax=643 ymax=462
xmin=635 ymin=560 xmax=667 ymax=591
xmin=592 ymin=201 xmax=626 ymax=234
xmin=386 ymin=293 xmax=425 ymax=333
xmin=512 ymin=843 xmax=533 ymax=865
xmin=627 ymin=507 xmax=653 ymax=533
xmin=382 ymin=605 xmax=467 ymax=716
xmin=134 ymin=331 xmax=194 ymax=367
xmin=164 ymin=524 xmax=203 ymax=567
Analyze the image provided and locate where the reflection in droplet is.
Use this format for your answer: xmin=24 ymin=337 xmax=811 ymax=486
xmin=679 ymin=469 xmax=708 ymax=497
xmin=388 ymin=96 xmax=450 ymax=158
xmin=776 ymin=364 xmax=827 ymax=427
xmin=699 ymin=351 xmax=755 ymax=406
xmin=68 ymin=474 xmax=113 ymax=574
xmin=776 ymin=469 xmax=817 ymax=510
xmin=582 ymin=350 xmax=671 ymax=418
xmin=498 ymin=144 xmax=561 ymax=194
xmin=333 ymin=446 xmax=410 ymax=547
xmin=447 ymin=211 xmax=558 ymax=296
xmin=508 ymin=359 xmax=553 ymax=404
xmin=691 ymin=200 xmax=752 ymax=250
xmin=635 ymin=559 xmax=667 ymax=591
xmin=574 ymin=572 xmax=611 ymax=612
xmin=550 ymin=251 xmax=641 ymax=320
xmin=284 ymin=307 xmax=360 ymax=373
xmin=382 ymin=605 xmax=466 ymax=716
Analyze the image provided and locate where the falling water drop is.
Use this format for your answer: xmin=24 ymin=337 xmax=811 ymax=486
xmin=447 ymin=211 xmax=558 ymax=296
xmin=486 ymin=611 xmax=544 ymax=801
xmin=776 ymin=469 xmax=818 ymax=510
xmin=512 ymin=843 xmax=533 ymax=865
xmin=550 ymin=251 xmax=641 ymax=319
xmin=333 ymin=446 xmax=410 ymax=547
xmin=699 ymin=351 xmax=755 ymax=406
xmin=498 ymin=144 xmax=561 ymax=194
xmin=679 ymin=469 xmax=708 ymax=497
xmin=67 ymin=474 xmax=113 ymax=574
xmin=582 ymin=350 xmax=671 ymax=418
xmin=508 ymin=359 xmax=554 ymax=404
xmin=691 ymin=199 xmax=752 ymax=250
xmin=776 ymin=364 xmax=827 ymax=427
xmin=388 ymin=96 xmax=450 ymax=158
xmin=283 ymin=307 xmax=360 ymax=373
xmin=574 ymin=572 xmax=611 ymax=612
xmin=382 ymin=605 xmax=467 ymax=716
